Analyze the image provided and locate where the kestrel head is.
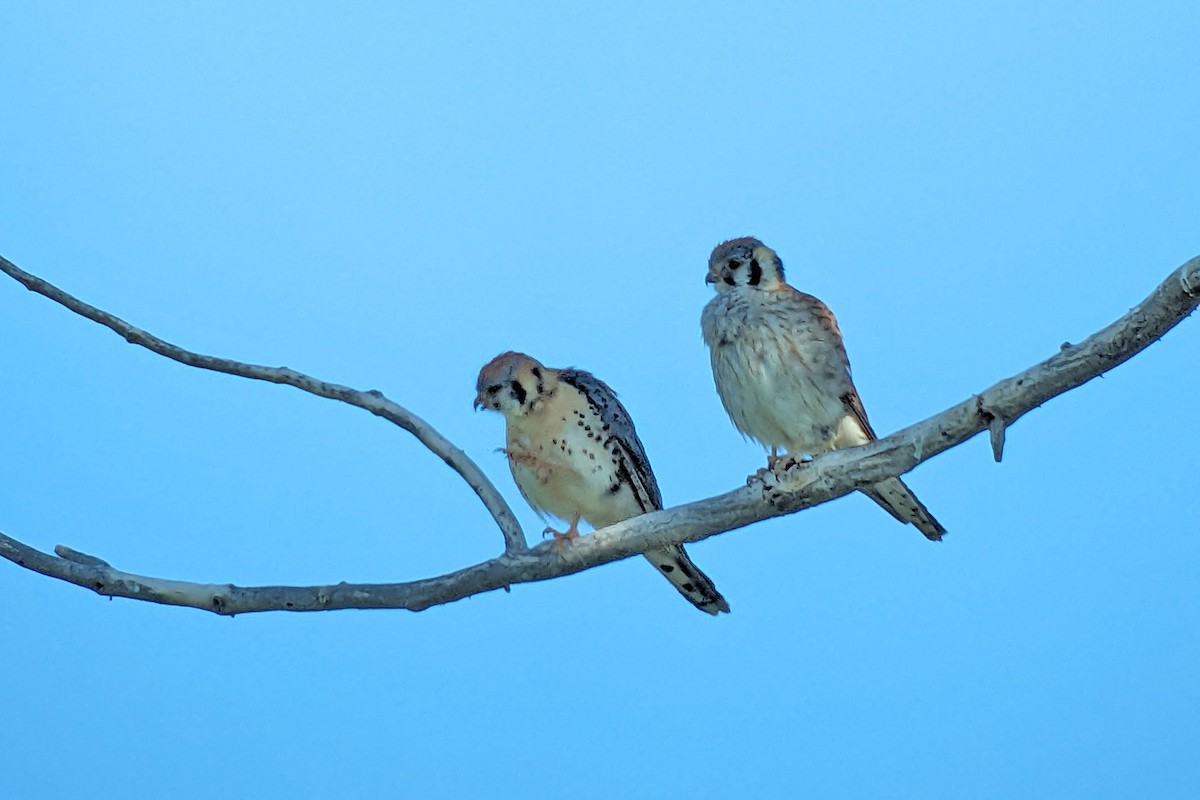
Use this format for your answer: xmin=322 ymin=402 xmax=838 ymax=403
xmin=474 ymin=351 xmax=555 ymax=416
xmin=706 ymin=237 xmax=786 ymax=293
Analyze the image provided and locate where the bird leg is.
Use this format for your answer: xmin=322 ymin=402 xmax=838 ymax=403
xmin=501 ymin=447 xmax=539 ymax=467
xmin=543 ymin=514 xmax=582 ymax=554
xmin=502 ymin=447 xmax=554 ymax=482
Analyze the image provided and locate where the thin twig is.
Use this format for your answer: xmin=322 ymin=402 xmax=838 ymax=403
xmin=0 ymin=254 xmax=527 ymax=554
xmin=1 ymin=255 xmax=1195 ymax=614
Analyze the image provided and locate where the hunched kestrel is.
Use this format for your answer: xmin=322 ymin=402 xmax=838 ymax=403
xmin=700 ymin=237 xmax=945 ymax=541
xmin=475 ymin=351 xmax=730 ymax=614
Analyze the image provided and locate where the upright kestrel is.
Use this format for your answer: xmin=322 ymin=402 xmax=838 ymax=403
xmin=700 ymin=237 xmax=946 ymax=541
xmin=475 ymin=351 xmax=730 ymax=614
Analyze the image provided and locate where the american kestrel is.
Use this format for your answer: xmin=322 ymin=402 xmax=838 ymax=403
xmin=475 ymin=351 xmax=730 ymax=615
xmin=701 ymin=237 xmax=946 ymax=541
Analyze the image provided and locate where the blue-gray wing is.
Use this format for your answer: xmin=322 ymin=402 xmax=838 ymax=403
xmin=557 ymin=368 xmax=662 ymax=512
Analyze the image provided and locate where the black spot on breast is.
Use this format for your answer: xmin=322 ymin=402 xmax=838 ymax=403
xmin=718 ymin=336 xmax=731 ymax=347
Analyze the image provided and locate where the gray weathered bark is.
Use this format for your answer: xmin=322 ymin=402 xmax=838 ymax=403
xmin=1 ymin=253 xmax=1196 ymax=615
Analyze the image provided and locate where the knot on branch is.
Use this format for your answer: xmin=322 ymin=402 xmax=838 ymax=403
xmin=1182 ymin=263 xmax=1200 ymax=298
xmin=975 ymin=397 xmax=1007 ymax=462
xmin=744 ymin=465 xmax=784 ymax=507
xmin=55 ymin=545 xmax=112 ymax=568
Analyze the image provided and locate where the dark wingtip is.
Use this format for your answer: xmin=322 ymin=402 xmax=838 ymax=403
xmin=695 ymin=592 xmax=731 ymax=616
xmin=919 ymin=515 xmax=948 ymax=542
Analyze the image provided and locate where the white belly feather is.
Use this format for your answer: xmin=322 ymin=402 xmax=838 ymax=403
xmin=702 ymin=291 xmax=847 ymax=455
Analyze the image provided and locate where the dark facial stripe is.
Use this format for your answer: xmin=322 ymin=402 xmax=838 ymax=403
xmin=510 ymin=380 xmax=527 ymax=405
xmin=748 ymin=258 xmax=763 ymax=286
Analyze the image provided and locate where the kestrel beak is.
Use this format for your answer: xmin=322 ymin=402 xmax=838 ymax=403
xmin=705 ymin=272 xmax=717 ymax=285
xmin=473 ymin=395 xmax=485 ymax=411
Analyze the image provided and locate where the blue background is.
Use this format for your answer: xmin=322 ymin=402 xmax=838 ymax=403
xmin=2 ymin=3 xmax=1197 ymax=797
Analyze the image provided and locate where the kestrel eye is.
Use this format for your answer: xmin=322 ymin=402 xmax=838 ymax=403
xmin=486 ymin=385 xmax=501 ymax=395
xmin=728 ymin=259 xmax=742 ymax=269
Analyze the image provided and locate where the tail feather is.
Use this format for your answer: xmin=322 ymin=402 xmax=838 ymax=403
xmin=861 ymin=476 xmax=946 ymax=541
xmin=643 ymin=545 xmax=731 ymax=615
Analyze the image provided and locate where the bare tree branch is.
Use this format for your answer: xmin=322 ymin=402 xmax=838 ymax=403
xmin=1 ymin=254 xmax=1196 ymax=614
xmin=0 ymin=254 xmax=527 ymax=555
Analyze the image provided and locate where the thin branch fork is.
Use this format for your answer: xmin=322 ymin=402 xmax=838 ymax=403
xmin=0 ymin=254 xmax=527 ymax=555
xmin=0 ymin=253 xmax=1196 ymax=615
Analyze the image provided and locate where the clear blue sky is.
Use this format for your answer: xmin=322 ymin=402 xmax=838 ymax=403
xmin=2 ymin=3 xmax=1197 ymax=798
